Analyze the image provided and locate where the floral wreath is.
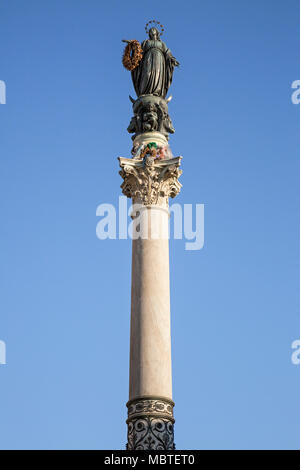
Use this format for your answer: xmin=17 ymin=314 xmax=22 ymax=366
xmin=122 ymin=40 xmax=143 ymax=71
xmin=140 ymin=142 xmax=166 ymax=160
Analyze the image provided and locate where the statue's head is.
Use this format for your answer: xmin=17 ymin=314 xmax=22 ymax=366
xmin=145 ymin=20 xmax=164 ymax=39
xmin=149 ymin=27 xmax=160 ymax=40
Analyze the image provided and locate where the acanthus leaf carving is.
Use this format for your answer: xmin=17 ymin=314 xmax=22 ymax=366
xmin=119 ymin=155 xmax=182 ymax=206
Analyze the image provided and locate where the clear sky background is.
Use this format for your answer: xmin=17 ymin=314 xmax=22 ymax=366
xmin=1 ymin=0 xmax=300 ymax=450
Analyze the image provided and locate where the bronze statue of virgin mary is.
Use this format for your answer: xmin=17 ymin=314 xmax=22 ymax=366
xmin=123 ymin=23 xmax=179 ymax=99
xmin=122 ymin=22 xmax=179 ymax=141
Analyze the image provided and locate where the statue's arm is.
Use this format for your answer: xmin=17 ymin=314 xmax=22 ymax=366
xmin=164 ymin=43 xmax=180 ymax=66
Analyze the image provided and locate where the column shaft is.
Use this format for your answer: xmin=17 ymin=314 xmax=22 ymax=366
xmin=129 ymin=206 xmax=172 ymax=399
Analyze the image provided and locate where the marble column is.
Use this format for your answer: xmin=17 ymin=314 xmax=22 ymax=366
xmin=119 ymin=142 xmax=182 ymax=450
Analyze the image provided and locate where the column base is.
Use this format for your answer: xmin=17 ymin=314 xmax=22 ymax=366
xmin=126 ymin=396 xmax=175 ymax=450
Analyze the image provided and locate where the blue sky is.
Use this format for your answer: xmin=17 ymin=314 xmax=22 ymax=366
xmin=0 ymin=0 xmax=300 ymax=449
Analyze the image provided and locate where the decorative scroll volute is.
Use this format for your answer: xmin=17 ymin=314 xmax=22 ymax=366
xmin=119 ymin=155 xmax=182 ymax=207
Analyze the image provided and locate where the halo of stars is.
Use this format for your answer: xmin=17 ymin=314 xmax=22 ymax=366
xmin=145 ymin=20 xmax=164 ymax=36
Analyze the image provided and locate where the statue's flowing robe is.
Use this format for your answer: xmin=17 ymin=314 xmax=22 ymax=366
xmin=132 ymin=39 xmax=176 ymax=98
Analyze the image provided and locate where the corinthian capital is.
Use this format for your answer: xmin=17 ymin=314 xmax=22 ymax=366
xmin=118 ymin=155 xmax=182 ymax=206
